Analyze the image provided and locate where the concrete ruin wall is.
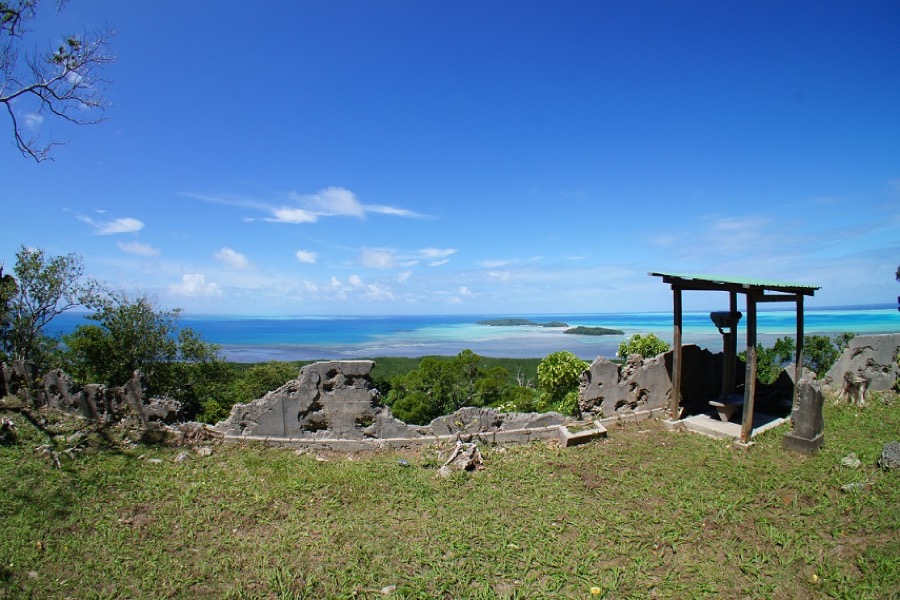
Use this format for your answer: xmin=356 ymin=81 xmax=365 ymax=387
xmin=0 ymin=360 xmax=184 ymax=426
xmin=215 ymin=360 xmax=573 ymax=450
xmin=579 ymin=344 xmax=727 ymax=419
xmin=824 ymin=333 xmax=900 ymax=392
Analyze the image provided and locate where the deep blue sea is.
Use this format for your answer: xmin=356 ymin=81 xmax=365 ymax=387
xmin=49 ymin=306 xmax=899 ymax=362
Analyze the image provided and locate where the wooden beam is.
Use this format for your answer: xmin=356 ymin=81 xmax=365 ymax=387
xmin=671 ymin=285 xmax=683 ymax=420
xmin=794 ymin=295 xmax=805 ymax=410
xmin=756 ymin=293 xmax=803 ymax=303
xmin=740 ymin=294 xmax=758 ymax=443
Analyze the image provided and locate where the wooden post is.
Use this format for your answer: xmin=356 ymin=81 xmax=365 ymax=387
xmin=740 ymin=293 xmax=758 ymax=443
xmin=724 ymin=291 xmax=738 ymax=396
xmin=671 ymin=285 xmax=683 ymax=420
xmin=794 ymin=295 xmax=804 ymax=411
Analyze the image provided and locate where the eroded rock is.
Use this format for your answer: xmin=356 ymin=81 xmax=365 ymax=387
xmin=878 ymin=442 xmax=900 ymax=471
xmin=579 ymin=345 xmax=727 ymax=419
xmin=826 ymin=334 xmax=900 ymax=393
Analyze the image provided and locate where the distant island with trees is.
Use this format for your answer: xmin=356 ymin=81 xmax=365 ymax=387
xmin=477 ymin=318 xmax=569 ymax=327
xmin=562 ymin=326 xmax=624 ymax=336
xmin=476 ymin=319 xmax=623 ymax=336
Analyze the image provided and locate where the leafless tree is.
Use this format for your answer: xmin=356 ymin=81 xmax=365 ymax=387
xmin=1 ymin=0 xmax=114 ymax=161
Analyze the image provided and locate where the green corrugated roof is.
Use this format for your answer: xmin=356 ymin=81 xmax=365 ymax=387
xmin=649 ymin=272 xmax=819 ymax=293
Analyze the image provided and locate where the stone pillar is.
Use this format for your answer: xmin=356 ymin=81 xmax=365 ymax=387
xmin=783 ymin=379 xmax=824 ymax=454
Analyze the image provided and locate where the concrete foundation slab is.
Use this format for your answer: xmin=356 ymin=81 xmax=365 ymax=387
xmin=557 ymin=421 xmax=608 ymax=447
xmin=679 ymin=412 xmax=787 ymax=442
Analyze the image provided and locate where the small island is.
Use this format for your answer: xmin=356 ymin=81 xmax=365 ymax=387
xmin=477 ymin=318 xmax=569 ymax=327
xmin=563 ymin=326 xmax=624 ymax=336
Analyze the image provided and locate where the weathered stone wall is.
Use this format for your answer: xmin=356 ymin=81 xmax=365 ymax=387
xmin=579 ymin=345 xmax=729 ymax=419
xmin=216 ymin=360 xmax=571 ymax=448
xmin=0 ymin=361 xmax=184 ymax=425
xmin=825 ymin=333 xmax=900 ymax=392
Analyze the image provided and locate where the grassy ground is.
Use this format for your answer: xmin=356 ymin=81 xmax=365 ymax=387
xmin=1 ymin=393 xmax=898 ymax=599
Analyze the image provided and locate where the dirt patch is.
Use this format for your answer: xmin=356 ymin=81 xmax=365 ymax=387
xmin=117 ymin=504 xmax=155 ymax=529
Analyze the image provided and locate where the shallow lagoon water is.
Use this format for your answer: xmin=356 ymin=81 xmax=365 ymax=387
xmin=51 ymin=307 xmax=899 ymax=362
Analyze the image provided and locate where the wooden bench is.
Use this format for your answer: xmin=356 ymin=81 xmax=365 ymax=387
xmin=709 ymin=394 xmax=744 ymax=422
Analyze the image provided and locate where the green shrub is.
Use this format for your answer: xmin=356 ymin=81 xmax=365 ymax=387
xmin=617 ymin=333 xmax=670 ymax=359
xmin=536 ymin=351 xmax=588 ymax=416
xmin=495 ymin=385 xmax=540 ymax=413
xmin=740 ymin=333 xmax=853 ymax=385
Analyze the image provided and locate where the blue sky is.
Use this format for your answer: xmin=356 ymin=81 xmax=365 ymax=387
xmin=3 ymin=0 xmax=899 ymax=315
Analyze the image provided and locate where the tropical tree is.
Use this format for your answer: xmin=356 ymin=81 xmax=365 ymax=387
xmin=1 ymin=0 xmax=115 ymax=160
xmin=62 ymin=291 xmax=222 ymax=415
xmin=0 ymin=265 xmax=16 ymax=361
xmin=1 ymin=245 xmax=98 ymax=365
xmin=384 ymin=350 xmax=514 ymax=425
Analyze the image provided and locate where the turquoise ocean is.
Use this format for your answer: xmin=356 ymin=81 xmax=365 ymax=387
xmin=51 ymin=306 xmax=899 ymax=362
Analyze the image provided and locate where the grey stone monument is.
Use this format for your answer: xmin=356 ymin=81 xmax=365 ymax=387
xmin=782 ymin=379 xmax=824 ymax=454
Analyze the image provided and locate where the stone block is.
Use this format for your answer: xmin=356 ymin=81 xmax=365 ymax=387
xmin=557 ymin=421 xmax=608 ymax=447
xmin=783 ymin=380 xmax=825 ymax=454
xmin=826 ymin=334 xmax=900 ymax=392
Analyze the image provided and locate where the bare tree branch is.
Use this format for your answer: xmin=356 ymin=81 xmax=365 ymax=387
xmin=1 ymin=1 xmax=114 ymax=161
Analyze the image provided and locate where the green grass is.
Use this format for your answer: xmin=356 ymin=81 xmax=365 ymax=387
xmin=1 ymin=393 xmax=898 ymax=599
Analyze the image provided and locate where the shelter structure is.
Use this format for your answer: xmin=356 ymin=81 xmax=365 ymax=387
xmin=650 ymin=273 xmax=820 ymax=444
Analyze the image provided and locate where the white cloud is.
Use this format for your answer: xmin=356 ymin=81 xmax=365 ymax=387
xmin=169 ymin=273 xmax=222 ymax=297
xmin=348 ymin=274 xmax=364 ymax=288
xmin=291 ymin=186 xmax=366 ymax=218
xmin=117 ymin=241 xmax=160 ymax=257
xmin=429 ymin=259 xmax=450 ymax=267
xmin=364 ymin=204 xmax=428 ymax=218
xmin=397 ymin=270 xmax=412 ymax=282
xmin=364 ymin=282 xmax=395 ymax=301
xmin=360 ymin=247 xmax=397 ymax=269
xmin=487 ymin=270 xmax=511 ymax=281
xmin=215 ymin=247 xmax=250 ymax=269
xmin=419 ymin=248 xmax=457 ymax=259
xmin=459 ymin=286 xmax=475 ymax=298
xmin=186 ymin=187 xmax=426 ymax=225
xmin=24 ymin=112 xmax=44 ymax=130
xmin=78 ymin=214 xmax=144 ymax=235
xmin=295 ymin=250 xmax=317 ymax=264
xmin=268 ymin=207 xmax=318 ymax=224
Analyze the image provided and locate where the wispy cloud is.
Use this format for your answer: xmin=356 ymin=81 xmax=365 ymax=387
xmin=295 ymin=250 xmax=317 ymax=264
xmin=357 ymin=246 xmax=457 ymax=270
xmin=288 ymin=187 xmax=366 ymax=218
xmin=214 ymin=247 xmax=250 ymax=269
xmin=478 ymin=256 xmax=540 ymax=269
xmin=24 ymin=112 xmax=44 ymax=130
xmin=364 ymin=205 xmax=428 ymax=218
xmin=269 ymin=207 xmax=317 ymax=224
xmin=118 ymin=241 xmax=160 ymax=257
xmin=169 ymin=273 xmax=222 ymax=297
xmin=185 ymin=186 xmax=427 ymax=225
xmin=78 ymin=214 xmax=144 ymax=235
xmin=420 ymin=248 xmax=457 ymax=260
xmin=360 ymin=247 xmax=397 ymax=269
xmin=364 ymin=281 xmax=395 ymax=301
